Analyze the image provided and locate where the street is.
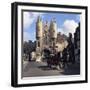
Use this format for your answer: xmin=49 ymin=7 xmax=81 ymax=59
xmin=22 ymin=61 xmax=80 ymax=77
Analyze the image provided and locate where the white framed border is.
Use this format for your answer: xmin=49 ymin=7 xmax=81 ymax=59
xmin=11 ymin=2 xmax=87 ymax=86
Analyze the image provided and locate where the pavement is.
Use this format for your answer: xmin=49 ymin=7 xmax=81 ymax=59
xmin=22 ymin=60 xmax=80 ymax=77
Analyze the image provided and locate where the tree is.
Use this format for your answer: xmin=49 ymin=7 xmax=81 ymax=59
xmin=23 ymin=40 xmax=36 ymax=61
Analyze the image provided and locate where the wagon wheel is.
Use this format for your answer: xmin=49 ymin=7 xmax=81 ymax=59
xmin=59 ymin=61 xmax=65 ymax=69
xmin=47 ymin=59 xmax=52 ymax=68
xmin=47 ymin=62 xmax=51 ymax=68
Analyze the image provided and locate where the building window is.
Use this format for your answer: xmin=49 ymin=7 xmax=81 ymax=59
xmin=38 ymin=42 xmax=40 ymax=47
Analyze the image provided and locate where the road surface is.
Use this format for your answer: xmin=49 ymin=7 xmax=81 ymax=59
xmin=22 ymin=61 xmax=80 ymax=77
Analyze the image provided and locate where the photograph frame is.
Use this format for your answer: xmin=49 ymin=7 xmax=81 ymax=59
xmin=11 ymin=2 xmax=88 ymax=87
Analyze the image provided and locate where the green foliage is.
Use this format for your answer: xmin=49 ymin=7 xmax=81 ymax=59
xmin=23 ymin=40 xmax=36 ymax=54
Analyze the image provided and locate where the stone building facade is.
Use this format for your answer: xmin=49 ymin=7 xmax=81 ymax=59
xmin=36 ymin=16 xmax=68 ymax=62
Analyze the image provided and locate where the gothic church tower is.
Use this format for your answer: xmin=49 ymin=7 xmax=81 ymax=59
xmin=49 ymin=18 xmax=57 ymax=53
xmin=36 ymin=16 xmax=43 ymax=61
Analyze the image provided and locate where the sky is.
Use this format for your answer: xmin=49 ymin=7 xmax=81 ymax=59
xmin=23 ymin=11 xmax=80 ymax=42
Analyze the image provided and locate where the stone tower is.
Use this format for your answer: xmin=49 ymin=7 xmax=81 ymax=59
xmin=43 ymin=21 xmax=49 ymax=48
xmin=36 ymin=16 xmax=43 ymax=61
xmin=49 ymin=18 xmax=57 ymax=53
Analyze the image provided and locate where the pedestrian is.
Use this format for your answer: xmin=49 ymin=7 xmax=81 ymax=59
xmin=62 ymin=47 xmax=68 ymax=63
